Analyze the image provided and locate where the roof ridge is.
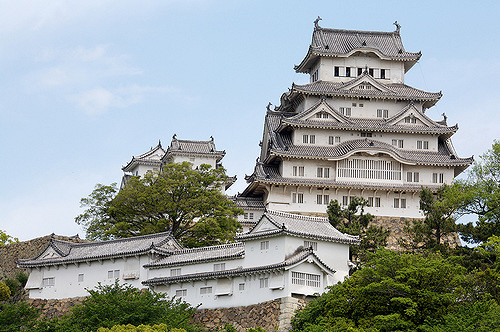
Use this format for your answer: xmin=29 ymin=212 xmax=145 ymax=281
xmin=72 ymin=232 xmax=173 ymax=248
xmin=174 ymin=242 xmax=243 ymax=254
xmin=266 ymin=209 xmax=328 ymax=222
xmin=317 ymin=26 xmax=399 ymax=36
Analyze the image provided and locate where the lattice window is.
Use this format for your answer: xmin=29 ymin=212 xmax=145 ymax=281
xmin=200 ymin=287 xmax=212 ymax=295
xmin=260 ymin=277 xmax=269 ymax=288
xmin=175 ymin=289 xmax=187 ymax=297
xmin=291 ymin=272 xmax=321 ymax=287
xmin=304 ymin=241 xmax=318 ymax=250
xmin=214 ymin=263 xmax=225 ymax=272
xmin=337 ymin=158 xmax=402 ymax=180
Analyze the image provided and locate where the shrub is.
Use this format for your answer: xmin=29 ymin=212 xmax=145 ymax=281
xmin=0 ymin=281 xmax=11 ymax=300
xmin=0 ymin=301 xmax=39 ymax=331
xmin=96 ymin=324 xmax=187 ymax=331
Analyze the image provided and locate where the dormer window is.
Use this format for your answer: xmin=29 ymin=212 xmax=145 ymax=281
xmin=315 ymin=112 xmax=329 ymax=119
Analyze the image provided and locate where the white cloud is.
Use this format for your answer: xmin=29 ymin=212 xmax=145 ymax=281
xmin=70 ymin=85 xmax=183 ymax=115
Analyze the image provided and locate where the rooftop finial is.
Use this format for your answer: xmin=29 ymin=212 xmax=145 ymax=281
xmin=314 ymin=16 xmax=322 ymax=29
xmin=266 ymin=102 xmax=272 ymax=111
xmin=158 ymin=139 xmax=161 ymax=146
xmin=394 ymin=21 xmax=401 ymax=33
xmin=442 ymin=113 xmax=447 ymax=123
xmin=210 ymin=135 xmax=214 ymax=141
xmin=172 ymin=134 xmax=177 ymax=140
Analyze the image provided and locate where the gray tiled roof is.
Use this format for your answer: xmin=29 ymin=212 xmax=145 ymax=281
xmin=291 ymin=80 xmax=441 ymax=102
xmin=236 ymin=210 xmax=359 ymax=245
xmin=18 ymin=232 xmax=181 ymax=267
xmin=143 ymin=247 xmax=333 ymax=285
xmin=231 ymin=196 xmax=266 ymax=209
xmin=281 ymin=101 xmax=457 ymax=136
xmin=295 ymin=25 xmax=421 ymax=73
xmin=163 ymin=137 xmax=225 ymax=162
xmin=145 ymin=243 xmax=244 ymax=268
xmin=122 ymin=142 xmax=166 ymax=172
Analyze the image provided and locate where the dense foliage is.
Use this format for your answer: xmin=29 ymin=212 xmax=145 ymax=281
xmin=327 ymin=197 xmax=390 ymax=261
xmin=0 ymin=230 xmax=18 ymax=245
xmin=291 ymin=246 xmax=500 ymax=332
xmin=76 ymin=162 xmax=242 ymax=246
xmin=96 ymin=324 xmax=187 ymax=332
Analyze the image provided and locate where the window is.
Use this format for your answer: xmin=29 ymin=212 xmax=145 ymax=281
xmin=43 ymin=277 xmax=55 ymax=287
xmin=369 ymin=68 xmax=374 ymax=76
xmin=260 ymin=277 xmax=269 ymax=288
xmin=189 ymin=157 xmax=195 ymax=162
xmin=323 ymin=195 xmax=330 ymax=205
xmin=352 ymin=102 xmax=357 ymax=107
xmin=175 ymin=289 xmax=187 ymax=297
xmin=368 ymin=197 xmax=381 ymax=207
xmin=293 ymin=166 xmax=304 ymax=176
xmin=309 ymin=135 xmax=315 ymax=144
xmin=108 ymin=270 xmax=120 ymax=279
xmin=392 ymin=139 xmax=404 ymax=148
xmin=335 ymin=136 xmax=341 ymax=143
xmin=292 ymin=192 xmax=304 ymax=203
xmin=238 ymin=283 xmax=245 ymax=291
xmin=345 ymin=67 xmax=351 ymax=77
xmin=329 ymin=136 xmax=334 ymax=145
xmin=303 ymin=135 xmax=315 ymax=144
xmin=417 ymin=140 xmax=429 ymax=150
xmin=359 ymin=103 xmax=364 ymax=107
xmin=108 ymin=270 xmax=113 ymax=279
xmin=432 ymin=173 xmax=444 ymax=184
xmin=342 ymin=196 xmax=349 ymax=206
xmin=380 ymin=69 xmax=386 ymax=79
xmin=439 ymin=173 xmax=444 ymax=183
xmin=260 ymin=241 xmax=270 ymax=250
xmin=316 ymin=194 xmax=323 ymax=205
xmin=334 ymin=66 xmax=340 ymax=77
xmin=407 ymin=172 xmax=420 ymax=182
xmin=249 ymin=212 xmax=254 ymax=220
xmin=78 ymin=274 xmax=84 ymax=282
xmin=368 ymin=197 xmax=373 ymax=207
xmin=357 ymin=68 xmax=363 ymax=76
xmin=405 ymin=117 xmax=417 ymax=124
xmin=214 ymin=263 xmax=226 ymax=272
xmin=317 ymin=167 xmax=329 ymax=178
xmin=200 ymin=286 xmax=212 ymax=295
xmin=304 ymin=241 xmax=318 ymax=250
xmin=337 ymin=158 xmax=402 ymax=181
xmin=394 ymin=198 xmax=406 ymax=209
xmin=340 ymin=107 xmax=351 ymax=116
xmin=361 ymin=132 xmax=373 ymax=137
xmin=302 ymin=135 xmax=308 ymax=144
xmin=377 ymin=109 xmax=389 ymax=118
xmin=170 ymin=268 xmax=181 ymax=277
xmin=311 ymin=70 xmax=318 ymax=82
xmin=291 ymin=272 xmax=321 ymax=287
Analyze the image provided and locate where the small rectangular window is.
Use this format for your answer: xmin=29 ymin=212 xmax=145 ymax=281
xmin=432 ymin=173 xmax=438 ymax=183
xmin=299 ymin=166 xmax=304 ymax=177
xmin=345 ymin=67 xmax=351 ymax=77
xmin=342 ymin=196 xmax=349 ymax=206
xmin=414 ymin=172 xmax=419 ymax=182
xmin=328 ymin=136 xmax=335 ymax=145
xmin=407 ymin=171 xmax=413 ymax=182
xmin=334 ymin=66 xmax=340 ymax=77
xmin=200 ymin=286 xmax=212 ymax=295
xmin=368 ymin=197 xmax=374 ymax=207
xmin=317 ymin=167 xmax=323 ymax=178
xmin=439 ymin=173 xmax=444 ymax=183
xmin=244 ymin=212 xmax=248 ymax=219
xmin=401 ymin=198 xmax=407 ymax=209
xmin=335 ymin=136 xmax=341 ymax=143
xmin=297 ymin=193 xmax=304 ymax=204
xmin=323 ymin=195 xmax=329 ymax=205
xmin=293 ymin=166 xmax=297 ymax=176
xmin=108 ymin=270 xmax=114 ymax=279
xmin=175 ymin=289 xmax=187 ymax=297
xmin=292 ymin=192 xmax=297 ymax=203
xmin=369 ymin=68 xmax=374 ymax=76
xmin=417 ymin=140 xmax=422 ymax=149
xmin=260 ymin=241 xmax=269 ymax=250
xmin=249 ymin=212 xmax=254 ymax=220
xmin=352 ymin=102 xmax=357 ymax=107
xmin=171 ymin=268 xmax=181 ymax=277
xmin=309 ymin=135 xmax=315 ymax=144
xmin=394 ymin=198 xmax=400 ymax=208
xmin=361 ymin=132 xmax=373 ymax=137
xmin=214 ymin=263 xmax=226 ymax=272
xmin=324 ymin=168 xmax=330 ymax=178
xmin=424 ymin=141 xmax=429 ymax=149
xmin=43 ymin=277 xmax=55 ymax=287
xmin=114 ymin=270 xmax=120 ymax=278
xmin=260 ymin=277 xmax=269 ymax=288
xmin=302 ymin=135 xmax=308 ymax=144
xmin=357 ymin=68 xmax=363 ymax=76
xmin=359 ymin=103 xmax=364 ymax=107
xmin=316 ymin=194 xmax=322 ymax=205
xmin=380 ymin=69 xmax=386 ymax=79
xmin=375 ymin=197 xmax=381 ymax=207
xmin=78 ymin=274 xmax=84 ymax=282
xmin=239 ymin=283 xmax=245 ymax=291
xmin=304 ymin=241 xmax=318 ymax=250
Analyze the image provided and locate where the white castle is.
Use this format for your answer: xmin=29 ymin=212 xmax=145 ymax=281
xmin=20 ymin=21 xmax=471 ymax=310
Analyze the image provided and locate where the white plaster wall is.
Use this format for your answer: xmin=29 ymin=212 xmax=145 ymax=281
xmin=171 ymin=155 xmax=217 ymax=169
xmin=27 ymin=254 xmax=151 ymax=299
xmin=316 ymin=55 xmax=405 ymax=83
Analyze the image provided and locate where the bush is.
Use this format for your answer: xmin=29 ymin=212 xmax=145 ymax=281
xmin=0 ymin=301 xmax=39 ymax=331
xmin=0 ymin=281 xmax=11 ymax=301
xmin=59 ymin=281 xmax=199 ymax=331
xmin=96 ymin=324 xmax=187 ymax=331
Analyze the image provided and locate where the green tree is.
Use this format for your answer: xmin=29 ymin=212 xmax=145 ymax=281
xmin=0 ymin=230 xmax=18 ymax=245
xmin=399 ymin=187 xmax=457 ymax=252
xmin=292 ymin=250 xmax=469 ymax=332
xmin=0 ymin=281 xmax=11 ymax=301
xmin=76 ymin=162 xmax=242 ymax=246
xmin=445 ymin=140 xmax=500 ymax=244
xmin=327 ymin=197 xmax=390 ymax=261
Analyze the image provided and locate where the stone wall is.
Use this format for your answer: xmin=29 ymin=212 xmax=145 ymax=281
xmin=28 ymin=297 xmax=86 ymax=320
xmin=0 ymin=234 xmax=87 ymax=279
xmin=29 ymin=296 xmax=306 ymax=331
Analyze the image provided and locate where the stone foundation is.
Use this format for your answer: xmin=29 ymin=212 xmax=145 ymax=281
xmin=29 ymin=296 xmax=306 ymax=331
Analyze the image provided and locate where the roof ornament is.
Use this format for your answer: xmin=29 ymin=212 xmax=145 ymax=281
xmin=394 ymin=21 xmax=401 ymax=33
xmin=409 ymin=100 xmax=415 ymax=106
xmin=313 ymin=16 xmax=322 ymax=29
xmin=441 ymin=113 xmax=447 ymax=123
xmin=369 ymin=141 xmax=374 ymax=146
xmin=210 ymin=135 xmax=214 ymax=141
xmin=282 ymin=223 xmax=286 ymax=230
xmin=363 ymin=65 xmax=369 ymax=74
xmin=172 ymin=134 xmax=177 ymax=140
xmin=361 ymin=40 xmax=367 ymax=46
xmin=266 ymin=102 xmax=273 ymax=111
xmin=320 ymin=95 xmax=326 ymax=101
xmin=158 ymin=139 xmax=162 ymax=147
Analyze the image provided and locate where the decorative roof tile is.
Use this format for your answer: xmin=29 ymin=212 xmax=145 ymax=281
xmin=18 ymin=232 xmax=181 ymax=267
xmin=163 ymin=137 xmax=225 ymax=162
xmin=122 ymin=141 xmax=165 ymax=172
xmin=145 ymin=243 xmax=244 ymax=268
xmin=230 ymin=196 xmax=266 ymax=209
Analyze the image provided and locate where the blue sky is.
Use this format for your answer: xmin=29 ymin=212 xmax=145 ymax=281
xmin=1 ymin=0 xmax=498 ymax=240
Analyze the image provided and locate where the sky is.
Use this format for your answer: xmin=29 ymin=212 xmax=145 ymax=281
xmin=0 ymin=0 xmax=499 ymax=240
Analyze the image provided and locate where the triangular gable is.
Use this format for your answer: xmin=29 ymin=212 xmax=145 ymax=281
xmin=37 ymin=244 xmax=65 ymax=260
xmin=387 ymin=104 xmax=443 ymax=127
xmin=285 ymin=251 xmax=336 ymax=275
xmin=290 ymin=99 xmax=353 ymax=124
xmin=249 ymin=214 xmax=281 ymax=233
xmin=339 ymin=72 xmax=393 ymax=93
